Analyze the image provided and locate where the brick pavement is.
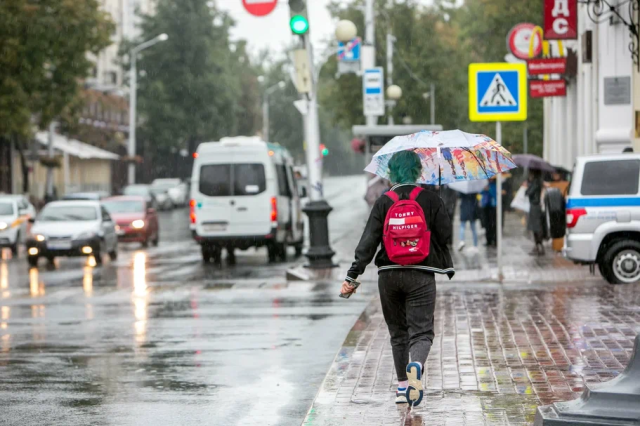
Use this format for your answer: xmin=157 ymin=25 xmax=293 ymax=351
xmin=304 ymin=210 xmax=638 ymax=425
xmin=303 ymin=282 xmax=640 ymax=425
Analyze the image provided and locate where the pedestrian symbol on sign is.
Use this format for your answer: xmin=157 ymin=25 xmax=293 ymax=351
xmin=476 ymin=70 xmax=519 ymax=114
xmin=480 ymin=74 xmax=516 ymax=107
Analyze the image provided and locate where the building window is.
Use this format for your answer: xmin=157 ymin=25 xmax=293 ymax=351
xmin=105 ymin=71 xmax=118 ymax=85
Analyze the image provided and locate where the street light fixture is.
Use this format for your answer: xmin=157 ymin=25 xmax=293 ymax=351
xmin=127 ymin=33 xmax=169 ymax=185
xmin=262 ymin=81 xmax=286 ymax=142
xmin=386 ymin=84 xmax=402 ymax=100
xmin=335 ymin=20 xmax=357 ymax=42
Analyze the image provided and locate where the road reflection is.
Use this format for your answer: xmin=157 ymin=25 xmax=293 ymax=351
xmin=132 ymin=251 xmax=148 ymax=349
xmin=1 ymin=262 xmax=8 ymax=299
xmin=29 ymin=268 xmax=45 ymax=297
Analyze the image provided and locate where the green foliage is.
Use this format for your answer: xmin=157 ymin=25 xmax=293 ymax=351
xmin=133 ymin=0 xmax=262 ymax=171
xmin=320 ymin=0 xmax=545 ymax=156
xmin=0 ymin=0 xmax=113 ymax=138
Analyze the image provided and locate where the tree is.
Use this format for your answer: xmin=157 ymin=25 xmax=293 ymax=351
xmin=0 ymin=0 xmax=113 ymax=138
xmin=133 ymin=0 xmax=263 ymax=178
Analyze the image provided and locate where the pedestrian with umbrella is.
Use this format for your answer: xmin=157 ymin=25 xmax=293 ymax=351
xmin=513 ymin=155 xmax=555 ymax=256
xmin=449 ymin=180 xmax=488 ymax=251
xmin=340 ymin=130 xmax=516 ymax=407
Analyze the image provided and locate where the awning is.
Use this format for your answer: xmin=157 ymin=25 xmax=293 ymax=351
xmin=35 ymin=132 xmax=120 ymax=160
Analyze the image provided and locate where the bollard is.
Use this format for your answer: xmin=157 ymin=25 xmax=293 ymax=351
xmin=534 ymin=335 xmax=640 ymax=425
xmin=303 ymin=200 xmax=336 ymax=269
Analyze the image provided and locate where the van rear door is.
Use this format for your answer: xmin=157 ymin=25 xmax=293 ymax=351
xmin=196 ymin=163 xmax=271 ymax=237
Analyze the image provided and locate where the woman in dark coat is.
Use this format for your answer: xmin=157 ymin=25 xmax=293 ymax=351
xmin=458 ymin=192 xmax=478 ymax=250
xmin=526 ymin=169 xmax=546 ymax=255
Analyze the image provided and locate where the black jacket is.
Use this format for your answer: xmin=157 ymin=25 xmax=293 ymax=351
xmin=346 ymin=184 xmax=455 ymax=281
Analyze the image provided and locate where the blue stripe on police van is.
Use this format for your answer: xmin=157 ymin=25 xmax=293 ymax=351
xmin=566 ymin=197 xmax=640 ymax=208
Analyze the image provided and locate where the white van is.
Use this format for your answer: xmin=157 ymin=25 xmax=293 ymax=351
xmin=189 ymin=137 xmax=304 ymax=263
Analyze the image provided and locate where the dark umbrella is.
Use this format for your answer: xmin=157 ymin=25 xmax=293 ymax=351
xmin=512 ymin=154 xmax=556 ymax=172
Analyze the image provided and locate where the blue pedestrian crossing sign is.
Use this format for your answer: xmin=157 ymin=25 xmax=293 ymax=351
xmin=468 ymin=62 xmax=527 ymax=122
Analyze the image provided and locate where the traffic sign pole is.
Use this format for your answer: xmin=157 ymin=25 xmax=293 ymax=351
xmin=496 ymin=121 xmax=503 ymax=281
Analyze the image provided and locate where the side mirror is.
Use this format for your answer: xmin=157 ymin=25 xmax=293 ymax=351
xmin=300 ymin=186 xmax=308 ymax=198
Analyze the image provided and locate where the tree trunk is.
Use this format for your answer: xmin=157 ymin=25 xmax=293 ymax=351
xmin=14 ymin=135 xmax=29 ymax=194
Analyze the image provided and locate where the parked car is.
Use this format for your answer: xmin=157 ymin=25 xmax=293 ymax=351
xmin=62 ymin=191 xmax=110 ymax=201
xmin=151 ymin=178 xmax=189 ymax=207
xmin=102 ymin=196 xmax=159 ymax=247
xmin=0 ymin=199 xmax=29 ymax=256
xmin=560 ymin=154 xmax=640 ymax=284
xmin=0 ymin=194 xmax=36 ymax=219
xmin=26 ymin=201 xmax=118 ymax=267
xmin=122 ymin=184 xmax=158 ymax=210
xmin=190 ymin=137 xmax=304 ymax=263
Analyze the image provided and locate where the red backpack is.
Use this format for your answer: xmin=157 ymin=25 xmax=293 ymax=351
xmin=383 ymin=187 xmax=431 ymax=265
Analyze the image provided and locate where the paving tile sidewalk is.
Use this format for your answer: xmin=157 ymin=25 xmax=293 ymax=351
xmin=303 ymin=282 xmax=640 ymax=425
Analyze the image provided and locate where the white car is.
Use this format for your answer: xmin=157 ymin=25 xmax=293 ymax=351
xmin=561 ymin=153 xmax=640 ymax=283
xmin=26 ymin=201 xmax=118 ymax=267
xmin=0 ymin=194 xmax=36 ymax=219
xmin=0 ymin=199 xmax=29 ymax=256
xmin=151 ymin=178 xmax=189 ymax=207
xmin=190 ymin=137 xmax=304 ymax=263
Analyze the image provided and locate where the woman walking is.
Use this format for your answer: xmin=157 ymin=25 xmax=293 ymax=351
xmin=340 ymin=151 xmax=454 ymax=407
xmin=458 ymin=192 xmax=479 ymax=250
xmin=526 ymin=169 xmax=546 ymax=255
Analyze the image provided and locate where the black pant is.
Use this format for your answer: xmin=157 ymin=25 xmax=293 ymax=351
xmin=378 ymin=270 xmax=436 ymax=382
xmin=484 ymin=206 xmax=496 ymax=245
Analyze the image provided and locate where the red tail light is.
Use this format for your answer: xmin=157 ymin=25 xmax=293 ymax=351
xmin=566 ymin=208 xmax=587 ymax=229
xmin=190 ymin=199 xmax=196 ymax=224
xmin=270 ymin=197 xmax=277 ymax=222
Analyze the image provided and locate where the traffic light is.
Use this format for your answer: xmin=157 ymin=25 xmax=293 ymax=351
xmin=289 ymin=0 xmax=309 ymax=36
xmin=320 ymin=144 xmax=329 ymax=156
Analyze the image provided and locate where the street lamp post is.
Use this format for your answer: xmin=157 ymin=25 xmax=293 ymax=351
xmin=128 ymin=33 xmax=168 ymax=186
xmin=262 ymin=81 xmax=286 ymax=142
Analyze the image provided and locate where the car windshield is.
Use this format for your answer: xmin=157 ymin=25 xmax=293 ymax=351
xmin=102 ymin=200 xmax=145 ymax=214
xmin=124 ymin=186 xmax=150 ymax=196
xmin=39 ymin=206 xmax=97 ymax=221
xmin=0 ymin=203 xmax=14 ymax=216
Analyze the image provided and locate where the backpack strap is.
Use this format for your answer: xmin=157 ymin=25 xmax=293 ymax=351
xmin=409 ymin=187 xmax=423 ymax=201
xmin=385 ymin=191 xmax=400 ymax=203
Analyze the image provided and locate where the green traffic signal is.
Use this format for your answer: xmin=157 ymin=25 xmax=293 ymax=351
xmin=322 ymin=148 xmax=329 ymax=156
xmin=290 ymin=15 xmax=309 ymax=35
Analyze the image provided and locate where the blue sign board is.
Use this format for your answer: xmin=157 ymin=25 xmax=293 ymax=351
xmin=337 ymin=37 xmax=361 ymax=62
xmin=468 ymin=63 xmax=527 ymax=122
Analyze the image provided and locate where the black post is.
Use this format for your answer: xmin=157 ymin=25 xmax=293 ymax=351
xmin=534 ymin=335 xmax=640 ymax=425
xmin=303 ymin=200 xmax=336 ymax=269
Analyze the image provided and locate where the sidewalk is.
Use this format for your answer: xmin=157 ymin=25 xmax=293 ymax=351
xmin=303 ymin=215 xmax=638 ymax=426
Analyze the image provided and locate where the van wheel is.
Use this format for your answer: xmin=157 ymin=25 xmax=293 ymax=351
xmin=202 ymin=246 xmax=221 ymax=264
xmin=11 ymin=239 xmax=19 ymax=257
xmin=268 ymin=242 xmax=286 ymax=263
xmin=294 ymin=243 xmax=303 ymax=257
xmin=109 ymin=249 xmax=118 ymax=261
xmin=599 ymin=240 xmax=640 ymax=284
xmin=545 ymin=188 xmax=566 ymax=239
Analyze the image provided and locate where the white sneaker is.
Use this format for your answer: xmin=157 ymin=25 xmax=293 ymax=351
xmin=395 ymin=389 xmax=408 ymax=404
xmin=457 ymin=241 xmax=466 ymax=252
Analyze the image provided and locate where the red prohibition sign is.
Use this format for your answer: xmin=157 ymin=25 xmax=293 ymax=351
xmin=242 ymin=0 xmax=278 ymax=17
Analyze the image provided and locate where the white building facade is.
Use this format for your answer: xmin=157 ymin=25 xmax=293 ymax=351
xmin=544 ymin=1 xmax=639 ymax=169
xmin=88 ymin=0 xmax=157 ymax=90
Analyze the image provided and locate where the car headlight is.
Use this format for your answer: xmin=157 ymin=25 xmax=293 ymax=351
xmin=75 ymin=231 xmax=97 ymax=240
xmin=0 ymin=222 xmax=7 ymax=231
xmin=131 ymin=219 xmax=145 ymax=229
xmin=35 ymin=234 xmax=46 ymax=242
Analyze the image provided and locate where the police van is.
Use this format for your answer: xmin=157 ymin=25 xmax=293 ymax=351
xmin=189 ymin=137 xmax=304 ymax=263
xmin=563 ymin=154 xmax=640 ymax=284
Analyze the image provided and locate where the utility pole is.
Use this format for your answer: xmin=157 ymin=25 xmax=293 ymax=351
xmin=365 ymin=0 xmax=376 ymax=130
xmin=386 ymin=33 xmax=395 ymax=125
xmin=290 ymin=0 xmax=335 ymax=268
xmin=430 ymin=83 xmax=436 ymax=125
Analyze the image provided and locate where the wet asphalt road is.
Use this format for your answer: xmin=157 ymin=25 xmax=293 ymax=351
xmin=0 ymin=176 xmax=371 ymax=426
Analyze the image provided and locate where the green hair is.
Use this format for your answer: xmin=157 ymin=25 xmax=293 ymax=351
xmin=388 ymin=150 xmax=422 ymax=184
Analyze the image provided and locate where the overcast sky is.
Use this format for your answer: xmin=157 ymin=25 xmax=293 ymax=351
xmin=217 ymin=0 xmax=339 ymax=57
